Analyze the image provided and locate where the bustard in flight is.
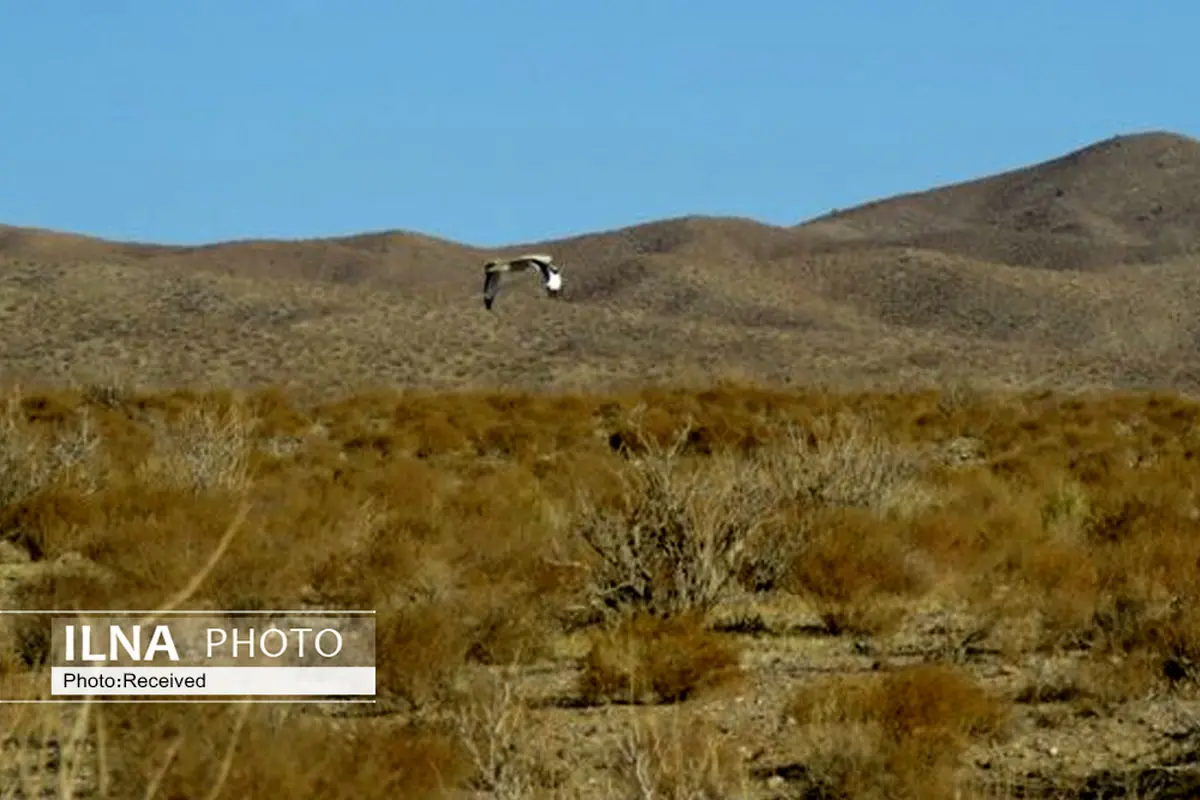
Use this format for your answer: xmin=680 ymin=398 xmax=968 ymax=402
xmin=482 ymin=253 xmax=563 ymax=310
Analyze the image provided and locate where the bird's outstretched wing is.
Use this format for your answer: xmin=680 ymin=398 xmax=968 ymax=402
xmin=483 ymin=270 xmax=502 ymax=310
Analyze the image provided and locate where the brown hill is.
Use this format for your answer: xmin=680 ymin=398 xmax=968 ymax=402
xmin=2 ymin=130 xmax=1200 ymax=395
xmin=797 ymin=130 xmax=1200 ymax=269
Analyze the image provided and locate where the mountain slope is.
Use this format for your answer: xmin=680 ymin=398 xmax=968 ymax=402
xmin=797 ymin=131 xmax=1200 ymax=269
xmin=3 ymin=130 xmax=1200 ymax=394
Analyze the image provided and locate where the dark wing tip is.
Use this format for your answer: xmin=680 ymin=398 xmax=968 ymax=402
xmin=483 ymin=270 xmax=501 ymax=309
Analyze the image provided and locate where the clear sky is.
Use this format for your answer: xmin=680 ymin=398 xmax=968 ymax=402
xmin=2 ymin=1 xmax=1197 ymax=247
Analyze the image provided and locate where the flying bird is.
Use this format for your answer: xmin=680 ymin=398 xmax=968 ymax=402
xmin=482 ymin=253 xmax=563 ymax=310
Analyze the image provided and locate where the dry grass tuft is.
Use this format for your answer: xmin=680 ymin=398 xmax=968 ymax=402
xmin=137 ymin=403 xmax=254 ymax=493
xmin=579 ymin=612 xmax=744 ymax=706
xmin=759 ymin=414 xmax=928 ymax=514
xmin=452 ymin=671 xmax=540 ymax=799
xmin=611 ymin=710 xmax=751 ymax=799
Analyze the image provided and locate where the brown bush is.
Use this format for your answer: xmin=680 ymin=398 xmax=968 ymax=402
xmin=579 ymin=612 xmax=743 ymax=705
xmin=376 ymin=601 xmax=474 ymax=711
xmin=785 ymin=664 xmax=1010 ymax=798
xmin=784 ymin=507 xmax=932 ymax=635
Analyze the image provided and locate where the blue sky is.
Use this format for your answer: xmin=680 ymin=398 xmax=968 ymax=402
xmin=1 ymin=1 xmax=1197 ymax=247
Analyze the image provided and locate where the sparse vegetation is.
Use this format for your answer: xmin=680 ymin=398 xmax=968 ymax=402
xmin=4 ymin=383 xmax=1200 ymax=797
xmin=782 ymin=664 xmax=1010 ymax=798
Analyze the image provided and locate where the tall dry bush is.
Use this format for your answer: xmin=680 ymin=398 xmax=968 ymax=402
xmin=758 ymin=414 xmax=928 ymax=515
xmin=750 ymin=415 xmax=936 ymax=631
xmin=740 ymin=414 xmax=932 ymax=596
xmin=573 ymin=425 xmax=779 ymax=619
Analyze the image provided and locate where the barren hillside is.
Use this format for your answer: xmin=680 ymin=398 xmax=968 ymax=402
xmin=797 ymin=130 xmax=1200 ymax=269
xmin=2 ymin=130 xmax=1200 ymax=394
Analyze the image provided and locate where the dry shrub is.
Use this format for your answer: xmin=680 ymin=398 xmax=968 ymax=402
xmin=574 ymin=426 xmax=778 ymax=619
xmin=31 ymin=489 xmax=252 ymax=610
xmin=408 ymin=411 xmax=470 ymax=456
xmin=0 ymin=393 xmax=104 ymax=527
xmin=1074 ymin=652 xmax=1165 ymax=707
xmin=784 ymin=507 xmax=931 ymax=635
xmin=458 ymin=583 xmax=558 ymax=667
xmin=749 ymin=414 xmax=936 ymax=622
xmin=308 ymin=462 xmax=572 ymax=708
xmin=443 ymin=464 xmax=578 ymax=664
xmin=784 ymin=664 xmax=1009 ymax=799
xmin=760 ymin=414 xmax=928 ymax=515
xmin=733 ymin=499 xmax=813 ymax=594
xmin=908 ymin=438 xmax=1200 ymax=689
xmin=371 ymin=575 xmax=555 ymax=713
xmin=1013 ymin=653 xmax=1162 ymax=712
xmin=579 ymin=612 xmax=743 ymax=705
xmin=1017 ymin=538 xmax=1102 ymax=645
xmin=956 ymin=478 xmax=1106 ymax=646
xmin=452 ymin=671 xmax=541 ymax=799
xmin=1036 ymin=467 xmax=1200 ymax=681
xmin=137 ymin=403 xmax=253 ymax=492
xmin=611 ymin=710 xmax=750 ymax=800
xmin=1085 ymin=588 xmax=1200 ymax=684
xmin=0 ymin=697 xmax=98 ymax=797
xmin=243 ymin=385 xmax=312 ymax=437
xmin=376 ymin=600 xmax=473 ymax=711
xmin=76 ymin=372 xmax=138 ymax=411
xmin=1040 ymin=478 xmax=1092 ymax=536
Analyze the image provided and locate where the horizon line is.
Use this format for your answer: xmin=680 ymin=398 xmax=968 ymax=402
xmin=1 ymin=127 xmax=1194 ymax=251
